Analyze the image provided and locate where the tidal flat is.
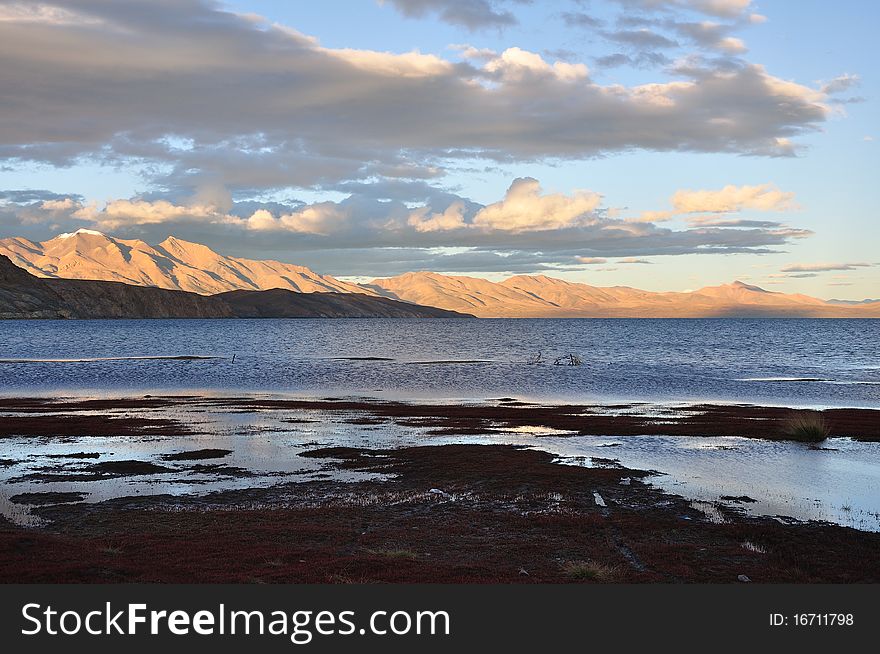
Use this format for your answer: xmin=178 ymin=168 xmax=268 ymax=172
xmin=1 ymin=394 xmax=878 ymax=583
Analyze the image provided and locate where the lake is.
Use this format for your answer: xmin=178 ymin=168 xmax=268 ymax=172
xmin=1 ymin=318 xmax=878 ymax=407
xmin=1 ymin=318 xmax=879 ymax=531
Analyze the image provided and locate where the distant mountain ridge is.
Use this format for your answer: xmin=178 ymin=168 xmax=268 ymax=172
xmin=2 ymin=230 xmax=878 ymax=318
xmin=0 ymin=229 xmax=372 ymax=296
xmin=365 ymin=272 xmax=880 ymax=318
xmin=0 ymin=255 xmax=471 ymax=320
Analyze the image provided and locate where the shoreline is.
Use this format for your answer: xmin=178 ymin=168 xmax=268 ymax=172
xmin=1 ymin=394 xmax=878 ymax=583
xmin=1 ymin=387 xmax=879 ymax=413
xmin=2 ymin=443 xmax=878 ymax=583
xmin=2 ymin=394 xmax=878 ymax=441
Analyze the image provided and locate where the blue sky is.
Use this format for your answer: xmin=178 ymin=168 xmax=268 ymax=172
xmin=0 ymin=0 xmax=876 ymax=298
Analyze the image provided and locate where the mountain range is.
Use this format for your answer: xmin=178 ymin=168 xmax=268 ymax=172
xmin=2 ymin=230 xmax=878 ymax=318
xmin=0 ymin=229 xmax=371 ymax=296
xmin=0 ymin=254 xmax=469 ymax=320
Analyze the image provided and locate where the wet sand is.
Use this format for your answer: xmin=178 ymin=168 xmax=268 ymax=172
xmin=0 ymin=395 xmax=878 ymax=583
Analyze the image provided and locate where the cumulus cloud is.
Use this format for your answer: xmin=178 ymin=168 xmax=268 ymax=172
xmin=483 ymin=47 xmax=590 ymax=81
xmin=471 ymin=178 xmax=602 ymax=232
xmin=0 ymin=0 xmax=836 ymax=196
xmin=408 ymin=202 xmax=467 ymax=233
xmin=0 ymin=175 xmax=816 ymax=276
xmin=407 ymin=178 xmax=602 ymax=233
xmin=246 ymin=203 xmax=353 ymax=236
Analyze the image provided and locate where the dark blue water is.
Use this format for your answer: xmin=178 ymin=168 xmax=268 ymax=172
xmin=1 ymin=318 xmax=878 ymax=407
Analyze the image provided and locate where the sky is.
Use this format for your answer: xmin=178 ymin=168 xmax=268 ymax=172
xmin=0 ymin=0 xmax=876 ymax=298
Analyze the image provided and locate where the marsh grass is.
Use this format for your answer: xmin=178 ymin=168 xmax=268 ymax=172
xmin=782 ymin=411 xmax=829 ymax=442
xmin=562 ymin=560 xmax=618 ymax=582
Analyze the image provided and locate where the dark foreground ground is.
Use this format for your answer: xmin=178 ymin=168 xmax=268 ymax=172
xmin=1 ymin=396 xmax=879 ymax=583
xmin=2 ymin=448 xmax=880 ymax=583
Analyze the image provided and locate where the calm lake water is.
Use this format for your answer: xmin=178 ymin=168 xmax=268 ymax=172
xmin=1 ymin=318 xmax=878 ymax=407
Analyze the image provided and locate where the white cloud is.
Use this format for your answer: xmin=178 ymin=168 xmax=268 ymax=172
xmin=319 ymin=47 xmax=452 ymax=78
xmin=246 ymin=202 xmax=352 ymax=235
xmin=483 ymin=47 xmax=589 ymax=82
xmin=472 ymin=178 xmax=602 ymax=232
xmin=408 ymin=202 xmax=467 ymax=232
xmin=671 ymin=184 xmax=797 ymax=213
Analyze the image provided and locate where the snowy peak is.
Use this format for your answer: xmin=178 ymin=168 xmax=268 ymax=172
xmin=56 ymin=228 xmax=107 ymax=239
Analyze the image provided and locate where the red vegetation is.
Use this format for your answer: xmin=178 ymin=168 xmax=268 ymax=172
xmin=1 ymin=445 xmax=877 ymax=584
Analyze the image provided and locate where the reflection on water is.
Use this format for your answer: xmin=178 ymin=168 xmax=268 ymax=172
xmin=1 ymin=398 xmax=878 ymax=531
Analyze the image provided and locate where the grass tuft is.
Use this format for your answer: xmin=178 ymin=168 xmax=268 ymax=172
xmin=562 ymin=560 xmax=618 ymax=582
xmin=782 ymin=411 xmax=829 ymax=442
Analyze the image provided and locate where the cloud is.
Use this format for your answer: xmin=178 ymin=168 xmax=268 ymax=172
xmin=0 ymin=176 xmax=816 ymax=276
xmin=561 ymin=11 xmax=603 ymax=29
xmin=780 ymin=262 xmax=873 ymax=273
xmin=602 ymin=29 xmax=679 ymax=49
xmin=471 ymin=178 xmax=602 ymax=232
xmin=246 ymin=202 xmax=353 ymax=236
xmin=668 ymin=20 xmax=748 ymax=53
xmin=483 ymin=47 xmax=590 ymax=81
xmin=408 ymin=202 xmax=467 ymax=232
xmin=0 ymin=189 xmax=83 ymax=204
xmin=595 ymin=52 xmax=672 ymax=69
xmin=670 ymin=184 xmax=797 ymax=213
xmin=628 ymin=183 xmax=798 ymax=225
xmin=407 ymin=177 xmax=603 ymax=233
xmin=685 ymin=216 xmax=783 ymax=227
xmin=0 ymin=0 xmax=835 ymax=195
xmin=618 ymin=257 xmax=653 ymax=264
xmin=820 ymin=73 xmax=860 ymax=95
xmin=612 ymin=0 xmax=753 ymax=18
xmin=380 ymin=0 xmax=521 ymax=30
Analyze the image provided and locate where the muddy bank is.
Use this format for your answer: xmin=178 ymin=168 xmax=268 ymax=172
xmin=1 ymin=395 xmax=877 ymax=441
xmin=9 ymin=491 xmax=87 ymax=505
xmin=1 ymin=444 xmax=877 ymax=583
xmin=162 ymin=449 xmax=233 ymax=461
xmin=0 ymin=414 xmax=193 ymax=438
xmin=190 ymin=396 xmax=880 ymax=441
